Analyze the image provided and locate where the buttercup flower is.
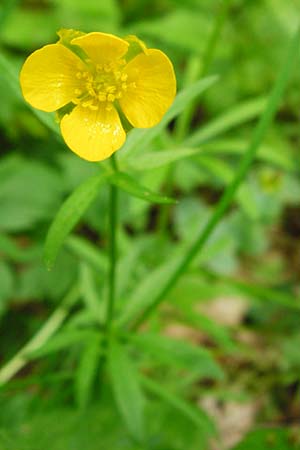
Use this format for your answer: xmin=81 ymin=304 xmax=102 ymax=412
xmin=20 ymin=30 xmax=176 ymax=161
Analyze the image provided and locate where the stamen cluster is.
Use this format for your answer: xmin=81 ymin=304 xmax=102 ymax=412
xmin=74 ymin=60 xmax=136 ymax=111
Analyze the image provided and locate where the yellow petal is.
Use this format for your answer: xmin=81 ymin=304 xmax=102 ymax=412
xmin=20 ymin=44 xmax=86 ymax=112
xmin=120 ymin=49 xmax=176 ymax=128
xmin=60 ymin=104 xmax=126 ymax=161
xmin=71 ymin=32 xmax=129 ymax=65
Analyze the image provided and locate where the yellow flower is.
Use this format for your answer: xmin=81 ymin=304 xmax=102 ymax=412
xmin=20 ymin=30 xmax=176 ymax=162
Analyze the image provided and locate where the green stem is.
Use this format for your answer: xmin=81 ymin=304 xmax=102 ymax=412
xmin=175 ymin=0 xmax=229 ymax=141
xmin=0 ymin=285 xmax=79 ymax=386
xmin=105 ymin=153 xmax=118 ymax=334
xmin=131 ymin=28 xmax=300 ymax=330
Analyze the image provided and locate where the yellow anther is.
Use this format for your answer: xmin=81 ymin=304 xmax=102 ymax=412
xmin=106 ymin=85 xmax=116 ymax=93
xmin=87 ymin=84 xmax=96 ymax=96
xmin=74 ymin=59 xmax=127 ymax=110
xmin=107 ymin=94 xmax=115 ymax=102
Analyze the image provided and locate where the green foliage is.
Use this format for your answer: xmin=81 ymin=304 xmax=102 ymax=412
xmin=110 ymin=171 xmax=177 ymax=204
xmin=108 ymin=338 xmax=145 ymax=442
xmin=142 ymin=376 xmax=215 ymax=438
xmin=44 ymin=172 xmax=108 ymax=269
xmin=232 ymin=428 xmax=299 ymax=450
xmin=131 ymin=333 xmax=224 ymax=380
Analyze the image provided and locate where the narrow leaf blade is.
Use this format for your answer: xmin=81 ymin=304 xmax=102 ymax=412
xmin=108 ymin=339 xmax=145 ymax=442
xmin=75 ymin=334 xmax=102 ymax=409
xmin=142 ymin=376 xmax=215 ymax=435
xmin=127 ymin=147 xmax=202 ymax=171
xmin=28 ymin=330 xmax=98 ymax=358
xmin=186 ymin=96 xmax=267 ymax=146
xmin=132 ymin=333 xmax=224 ymax=380
xmin=44 ymin=172 xmax=108 ymax=269
xmin=118 ymin=258 xmax=179 ymax=327
xmin=110 ymin=171 xmax=176 ymax=204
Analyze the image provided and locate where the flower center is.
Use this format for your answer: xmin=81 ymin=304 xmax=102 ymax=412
xmin=73 ymin=59 xmax=135 ymax=111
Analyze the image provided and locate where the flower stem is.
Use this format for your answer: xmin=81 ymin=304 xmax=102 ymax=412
xmin=105 ymin=153 xmax=118 ymax=335
xmin=0 ymin=285 xmax=79 ymax=386
xmin=130 ymin=27 xmax=300 ymax=330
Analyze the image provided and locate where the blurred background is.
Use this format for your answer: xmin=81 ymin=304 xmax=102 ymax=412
xmin=1 ymin=0 xmax=300 ymax=449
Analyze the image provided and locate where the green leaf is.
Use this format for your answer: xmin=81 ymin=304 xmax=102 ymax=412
xmin=119 ymin=75 xmax=218 ymax=159
xmin=75 ymin=334 xmax=102 ymax=409
xmin=186 ymin=96 xmax=267 ymax=146
xmin=79 ymin=262 xmax=105 ymax=322
xmin=127 ymin=147 xmax=203 ymax=171
xmin=66 ymin=235 xmax=107 ymax=272
xmin=142 ymin=376 xmax=215 ymax=435
xmin=178 ymin=308 xmax=236 ymax=352
xmin=44 ymin=172 xmax=108 ymax=270
xmin=115 ymin=238 xmax=150 ymax=302
xmin=196 ymin=154 xmax=233 ymax=183
xmin=0 ymin=157 xmax=63 ymax=232
xmin=110 ymin=171 xmax=176 ymax=204
xmin=0 ymin=285 xmax=80 ymax=386
xmin=232 ymin=428 xmax=293 ymax=450
xmin=131 ymin=333 xmax=224 ymax=380
xmin=29 ymin=330 xmax=99 ymax=358
xmin=108 ymin=338 xmax=145 ymax=442
xmin=118 ymin=258 xmax=180 ymax=327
